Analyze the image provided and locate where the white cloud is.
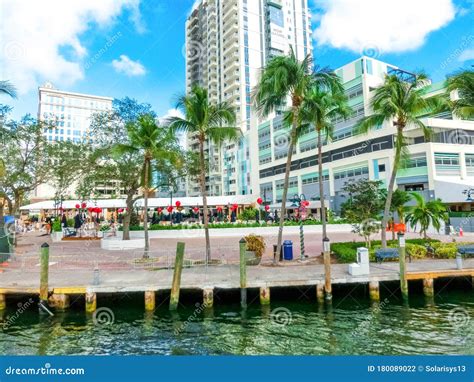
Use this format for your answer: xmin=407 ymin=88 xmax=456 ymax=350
xmin=458 ymin=48 xmax=474 ymax=62
xmin=312 ymin=0 xmax=455 ymax=55
xmin=112 ymin=55 xmax=146 ymax=76
xmin=1 ymin=0 xmax=140 ymax=95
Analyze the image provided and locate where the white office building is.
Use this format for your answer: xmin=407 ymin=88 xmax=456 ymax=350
xmin=185 ymin=0 xmax=312 ymax=197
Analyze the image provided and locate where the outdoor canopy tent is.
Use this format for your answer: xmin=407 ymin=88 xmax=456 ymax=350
xmin=20 ymin=195 xmax=258 ymax=211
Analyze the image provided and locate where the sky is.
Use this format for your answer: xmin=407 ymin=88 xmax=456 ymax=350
xmin=0 ymin=0 xmax=473 ymax=120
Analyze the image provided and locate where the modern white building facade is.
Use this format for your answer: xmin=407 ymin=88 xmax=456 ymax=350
xmin=34 ymin=83 xmax=113 ymax=201
xmin=258 ymin=56 xmax=474 ymax=215
xmin=185 ymin=0 xmax=312 ymax=197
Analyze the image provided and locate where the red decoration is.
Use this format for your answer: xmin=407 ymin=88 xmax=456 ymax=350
xmin=231 ymin=204 xmax=238 ymax=211
xmin=118 ymin=208 xmax=123 ymax=213
xmin=175 ymin=201 xmax=181 ymax=208
xmin=167 ymin=206 xmax=173 ymax=213
xmin=217 ymin=206 xmax=223 ymax=212
xmin=256 ymin=197 xmax=263 ymax=205
xmin=157 ymin=208 xmax=163 ymax=213
xmin=97 ymin=208 xmax=102 ymax=214
xmin=303 ymin=200 xmax=310 ymax=207
xmin=265 ymin=205 xmax=270 ymax=211
xmin=81 ymin=202 xmax=87 ymax=209
xmin=193 ymin=207 xmax=199 ymax=213
xmin=75 ymin=204 xmax=80 ymax=209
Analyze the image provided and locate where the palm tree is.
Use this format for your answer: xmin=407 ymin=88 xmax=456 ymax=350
xmin=168 ymin=86 xmax=240 ymax=264
xmin=356 ymin=73 xmax=439 ymax=248
xmin=113 ymin=114 xmax=179 ymax=258
xmin=446 ymin=69 xmax=474 ymax=119
xmin=253 ymin=47 xmax=337 ymax=260
xmin=0 ymin=81 xmax=17 ymax=99
xmin=299 ymin=77 xmax=350 ymax=241
xmin=406 ymin=193 xmax=448 ymax=239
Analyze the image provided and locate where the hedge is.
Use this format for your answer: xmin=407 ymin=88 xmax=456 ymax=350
xmin=331 ymin=239 xmax=443 ymax=263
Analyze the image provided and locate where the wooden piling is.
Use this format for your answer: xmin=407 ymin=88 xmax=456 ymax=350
xmin=423 ymin=278 xmax=434 ymax=297
xmin=39 ymin=243 xmax=50 ymax=305
xmin=169 ymin=242 xmax=185 ymax=311
xmin=369 ymin=281 xmax=380 ymax=302
xmin=0 ymin=294 xmax=5 ymax=310
xmin=85 ymin=290 xmax=97 ymax=313
xmin=323 ymin=237 xmax=332 ymax=301
xmin=239 ymin=238 xmax=247 ymax=308
xmin=203 ymin=288 xmax=213 ymax=308
xmin=49 ymin=294 xmax=70 ymax=310
xmin=316 ymin=283 xmax=325 ymax=304
xmin=144 ymin=291 xmax=155 ymax=312
xmin=259 ymin=287 xmax=270 ymax=305
xmin=398 ymin=233 xmax=409 ymax=301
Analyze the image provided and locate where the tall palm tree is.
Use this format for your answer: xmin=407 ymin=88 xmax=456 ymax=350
xmin=299 ymin=77 xmax=350 ymax=241
xmin=406 ymin=193 xmax=448 ymax=239
xmin=356 ymin=73 xmax=439 ymax=248
xmin=253 ymin=47 xmax=337 ymax=260
xmin=168 ymin=86 xmax=240 ymax=264
xmin=113 ymin=114 xmax=179 ymax=258
xmin=0 ymin=81 xmax=17 ymax=99
xmin=446 ymin=69 xmax=474 ymax=119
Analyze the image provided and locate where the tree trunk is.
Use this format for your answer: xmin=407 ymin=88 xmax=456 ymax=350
xmin=317 ymin=129 xmax=327 ymax=239
xmin=143 ymin=157 xmax=150 ymax=259
xmin=123 ymin=193 xmax=134 ymax=241
xmin=13 ymin=191 xmax=22 ymax=217
xmin=276 ymin=120 xmax=297 ymax=264
xmin=199 ymin=140 xmax=211 ymax=265
xmin=381 ymin=128 xmax=403 ymax=248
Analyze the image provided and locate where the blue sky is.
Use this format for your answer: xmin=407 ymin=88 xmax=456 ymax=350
xmin=1 ymin=0 xmax=473 ymax=120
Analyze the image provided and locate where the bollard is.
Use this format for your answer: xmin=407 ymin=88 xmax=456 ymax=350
xmin=39 ymin=243 xmax=50 ymax=306
xmin=456 ymin=252 xmax=463 ymax=270
xmin=145 ymin=291 xmax=155 ymax=312
xmin=369 ymin=281 xmax=380 ymax=302
xmin=169 ymin=242 xmax=185 ymax=311
xmin=0 ymin=294 xmax=5 ymax=310
xmin=239 ymin=238 xmax=247 ymax=308
xmin=323 ymin=237 xmax=332 ymax=301
xmin=398 ymin=232 xmax=409 ymax=301
xmin=203 ymin=288 xmax=213 ymax=308
xmin=85 ymin=290 xmax=97 ymax=313
xmin=423 ymin=278 xmax=434 ymax=297
xmin=259 ymin=287 xmax=270 ymax=305
xmin=316 ymin=284 xmax=325 ymax=304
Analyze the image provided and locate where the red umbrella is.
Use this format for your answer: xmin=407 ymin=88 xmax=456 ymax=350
xmin=256 ymin=197 xmax=263 ymax=205
xmin=193 ymin=207 xmax=199 ymax=213
xmin=231 ymin=204 xmax=238 ymax=211
xmin=175 ymin=201 xmax=181 ymax=208
xmin=167 ymin=206 xmax=173 ymax=213
xmin=265 ymin=205 xmax=270 ymax=211
xmin=81 ymin=202 xmax=87 ymax=209
xmin=75 ymin=204 xmax=80 ymax=209
xmin=118 ymin=208 xmax=123 ymax=213
xmin=96 ymin=208 xmax=102 ymax=214
xmin=157 ymin=207 xmax=163 ymax=213
xmin=217 ymin=206 xmax=223 ymax=212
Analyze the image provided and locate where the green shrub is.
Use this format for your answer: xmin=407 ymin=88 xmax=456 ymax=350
xmin=52 ymin=220 xmax=62 ymax=232
xmin=431 ymin=242 xmax=457 ymax=259
xmin=238 ymin=208 xmax=259 ymax=221
xmin=406 ymin=243 xmax=427 ymax=259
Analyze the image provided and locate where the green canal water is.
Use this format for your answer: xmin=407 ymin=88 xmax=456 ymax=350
xmin=0 ymin=284 xmax=473 ymax=355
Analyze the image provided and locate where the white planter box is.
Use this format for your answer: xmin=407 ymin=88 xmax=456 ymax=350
xmin=101 ymin=237 xmax=145 ymax=251
xmin=51 ymin=232 xmax=64 ymax=242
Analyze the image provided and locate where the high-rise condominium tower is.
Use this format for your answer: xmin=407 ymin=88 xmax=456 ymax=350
xmin=185 ymin=0 xmax=312 ymax=196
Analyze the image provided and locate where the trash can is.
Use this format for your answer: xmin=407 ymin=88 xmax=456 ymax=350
xmin=456 ymin=252 xmax=463 ymax=270
xmin=283 ymin=240 xmax=293 ymax=261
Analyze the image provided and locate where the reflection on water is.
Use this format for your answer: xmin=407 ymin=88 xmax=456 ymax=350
xmin=0 ymin=289 xmax=472 ymax=355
